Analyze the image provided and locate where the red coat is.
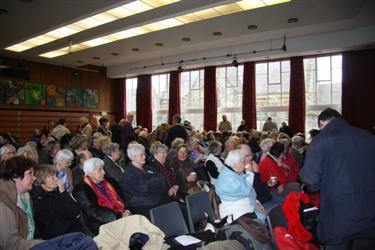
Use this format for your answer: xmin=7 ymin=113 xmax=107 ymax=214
xmin=283 ymin=152 xmax=300 ymax=183
xmin=259 ymin=155 xmax=287 ymax=187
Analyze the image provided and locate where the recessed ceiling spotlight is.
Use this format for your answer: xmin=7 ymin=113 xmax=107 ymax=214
xmin=92 ymin=56 xmax=100 ymax=60
xmin=0 ymin=9 xmax=9 ymax=15
xmin=287 ymin=17 xmax=298 ymax=23
xmin=155 ymin=42 xmax=164 ymax=47
xmin=111 ymin=52 xmax=119 ymax=56
xmin=182 ymin=37 xmax=191 ymax=42
xmin=132 ymin=48 xmax=140 ymax=51
xmin=247 ymin=25 xmax=258 ymax=30
xmin=213 ymin=32 xmax=222 ymax=36
xmin=76 ymin=60 xmax=84 ymax=63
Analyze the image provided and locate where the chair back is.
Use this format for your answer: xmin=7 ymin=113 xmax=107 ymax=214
xmin=150 ymin=201 xmax=189 ymax=238
xmin=281 ymin=182 xmax=301 ymax=197
xmin=266 ymin=204 xmax=287 ymax=242
xmin=185 ymin=191 xmax=214 ymax=233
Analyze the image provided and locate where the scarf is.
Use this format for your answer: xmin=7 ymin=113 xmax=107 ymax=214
xmin=18 ymin=193 xmax=35 ymax=239
xmin=56 ymin=170 xmax=71 ymax=193
xmin=84 ymin=176 xmax=125 ymax=213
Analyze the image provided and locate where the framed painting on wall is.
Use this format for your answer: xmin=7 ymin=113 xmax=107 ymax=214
xmin=46 ymin=84 xmax=65 ymax=107
xmin=25 ymin=82 xmax=46 ymax=106
xmin=82 ymin=88 xmax=98 ymax=109
xmin=65 ymin=87 xmax=82 ymax=108
xmin=5 ymin=81 xmax=24 ymax=105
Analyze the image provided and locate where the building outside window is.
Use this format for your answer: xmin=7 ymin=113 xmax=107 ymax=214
xmin=152 ymin=74 xmax=169 ymax=130
xmin=216 ymin=65 xmax=243 ymax=131
xmin=126 ymin=78 xmax=137 ymax=124
xmin=304 ymin=55 xmax=342 ymax=135
xmin=255 ymin=60 xmax=290 ymax=131
xmin=180 ymin=70 xmax=204 ymax=131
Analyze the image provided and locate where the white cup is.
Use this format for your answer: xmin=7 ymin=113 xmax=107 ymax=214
xmin=270 ymin=176 xmax=278 ymax=186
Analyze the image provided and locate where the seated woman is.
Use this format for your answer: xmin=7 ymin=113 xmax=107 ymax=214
xmin=31 ymin=165 xmax=83 ymax=239
xmin=278 ymin=138 xmax=300 ymax=183
xmin=205 ymin=140 xmax=225 ymax=184
xmin=54 ymin=149 xmax=74 ymax=193
xmin=215 ymin=149 xmax=266 ymax=222
xmin=187 ymin=138 xmax=208 ymax=181
xmin=0 ymin=156 xmax=95 ymax=249
xmin=148 ymin=143 xmax=180 ymax=199
xmin=73 ymin=158 xmax=129 ymax=235
xmin=102 ymin=142 xmax=124 ymax=185
xmin=168 ymin=144 xmax=198 ymax=196
xmin=120 ymin=144 xmax=167 ymax=218
xmin=258 ymin=141 xmax=287 ymax=194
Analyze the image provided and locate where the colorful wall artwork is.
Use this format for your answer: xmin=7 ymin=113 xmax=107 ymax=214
xmin=46 ymin=84 xmax=65 ymax=107
xmin=65 ymin=87 xmax=83 ymax=108
xmin=5 ymin=81 xmax=25 ymax=104
xmin=25 ymin=82 xmax=46 ymax=105
xmin=82 ymin=88 xmax=98 ymax=108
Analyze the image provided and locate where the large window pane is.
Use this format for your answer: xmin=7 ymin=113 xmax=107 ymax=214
xmin=126 ymin=78 xmax=137 ymax=123
xmin=152 ymin=74 xmax=169 ymax=130
xmin=181 ymin=70 xmax=204 ymax=131
xmin=217 ymin=65 xmax=243 ymax=130
xmin=304 ymin=55 xmax=342 ymax=134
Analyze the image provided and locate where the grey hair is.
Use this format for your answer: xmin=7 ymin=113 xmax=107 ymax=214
xmin=0 ymin=144 xmax=16 ymax=155
xmin=187 ymin=137 xmax=199 ymax=146
xmin=54 ymin=149 xmax=74 ymax=164
xmin=102 ymin=142 xmax=120 ymax=155
xmin=80 ymin=116 xmax=89 ymax=124
xmin=291 ymin=135 xmax=305 ymax=147
xmin=224 ymin=149 xmax=245 ymax=167
xmin=171 ymin=138 xmax=184 ymax=150
xmin=127 ymin=143 xmax=145 ymax=161
xmin=150 ymin=143 xmax=168 ymax=156
xmin=260 ymin=138 xmax=275 ymax=152
xmin=83 ymin=158 xmax=104 ymax=176
xmin=208 ymin=140 xmax=222 ymax=154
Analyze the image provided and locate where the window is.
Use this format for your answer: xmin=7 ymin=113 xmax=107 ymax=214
xmin=255 ymin=60 xmax=290 ymax=130
xmin=126 ymin=78 xmax=137 ymax=124
xmin=152 ymin=74 xmax=169 ymax=130
xmin=216 ymin=65 xmax=243 ymax=130
xmin=304 ymin=55 xmax=342 ymax=133
xmin=180 ymin=70 xmax=204 ymax=131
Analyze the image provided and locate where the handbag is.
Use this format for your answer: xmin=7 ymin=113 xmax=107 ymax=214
xmin=236 ymin=215 xmax=271 ymax=244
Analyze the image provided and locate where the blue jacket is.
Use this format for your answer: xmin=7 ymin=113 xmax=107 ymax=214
xmin=300 ymin=118 xmax=375 ymax=244
xmin=215 ymin=165 xmax=257 ymax=208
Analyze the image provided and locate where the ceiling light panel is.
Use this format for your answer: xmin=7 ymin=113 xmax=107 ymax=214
xmin=39 ymin=0 xmax=290 ymax=58
xmin=5 ymin=0 xmax=180 ymax=52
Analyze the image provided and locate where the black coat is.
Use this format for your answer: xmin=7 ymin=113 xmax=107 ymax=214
xmin=300 ymin=118 xmax=375 ymax=244
xmin=164 ymin=124 xmax=188 ymax=147
xmin=31 ymin=186 xmax=82 ymax=239
xmin=73 ymin=178 xmax=123 ymax=235
xmin=102 ymin=155 xmax=125 ymax=185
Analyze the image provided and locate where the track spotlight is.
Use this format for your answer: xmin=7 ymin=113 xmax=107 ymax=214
xmin=232 ymin=56 xmax=238 ymax=67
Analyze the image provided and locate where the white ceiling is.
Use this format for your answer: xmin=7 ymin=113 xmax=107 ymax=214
xmin=1 ymin=0 xmax=374 ymax=78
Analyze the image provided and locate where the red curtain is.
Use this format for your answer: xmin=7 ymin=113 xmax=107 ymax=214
xmin=342 ymin=49 xmax=375 ymax=131
xmin=168 ymin=71 xmax=181 ymax=125
xmin=136 ymin=74 xmax=152 ymax=131
xmin=204 ymin=66 xmax=217 ymax=131
xmin=288 ymin=57 xmax=306 ymax=134
xmin=242 ymin=62 xmax=257 ymax=130
xmin=114 ymin=78 xmax=126 ymax=122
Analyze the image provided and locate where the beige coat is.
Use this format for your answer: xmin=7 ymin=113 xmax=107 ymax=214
xmin=0 ymin=180 xmax=43 ymax=250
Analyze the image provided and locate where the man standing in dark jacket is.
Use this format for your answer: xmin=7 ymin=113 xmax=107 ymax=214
xmin=300 ymin=108 xmax=375 ymax=250
xmin=164 ymin=114 xmax=188 ymax=147
xmin=121 ymin=113 xmax=137 ymax=152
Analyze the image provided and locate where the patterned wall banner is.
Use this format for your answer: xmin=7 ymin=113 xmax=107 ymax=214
xmin=82 ymin=88 xmax=98 ymax=109
xmin=0 ymin=80 xmax=7 ymax=104
xmin=25 ymin=82 xmax=46 ymax=106
xmin=65 ymin=87 xmax=83 ymax=108
xmin=46 ymin=84 xmax=65 ymax=107
xmin=4 ymin=81 xmax=25 ymax=104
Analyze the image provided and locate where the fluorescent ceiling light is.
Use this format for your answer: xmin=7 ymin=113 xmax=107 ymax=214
xmin=39 ymin=0 xmax=291 ymax=58
xmin=5 ymin=0 xmax=180 ymax=52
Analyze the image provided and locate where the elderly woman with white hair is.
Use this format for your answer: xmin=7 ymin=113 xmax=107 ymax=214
xmin=120 ymin=143 xmax=168 ymax=218
xmin=0 ymin=144 xmax=16 ymax=161
xmin=215 ymin=149 xmax=266 ymax=222
xmin=254 ymin=138 xmax=275 ymax=164
xmin=54 ymin=149 xmax=74 ymax=193
xmin=73 ymin=157 xmax=129 ymax=235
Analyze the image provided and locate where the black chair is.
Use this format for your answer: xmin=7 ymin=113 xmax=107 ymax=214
xmin=150 ymin=201 xmax=189 ymax=238
xmin=185 ymin=191 xmax=215 ymax=233
xmin=266 ymin=204 xmax=288 ymax=243
xmin=280 ymin=182 xmax=302 ymax=198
